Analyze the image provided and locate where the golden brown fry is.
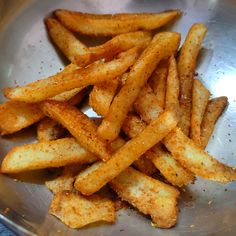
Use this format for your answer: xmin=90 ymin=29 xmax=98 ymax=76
xmin=165 ymin=55 xmax=180 ymax=114
xmin=133 ymin=156 xmax=157 ymax=176
xmin=56 ymin=10 xmax=181 ymax=36
xmin=123 ymin=114 xmax=194 ymax=187
xmin=37 ymin=117 xmax=65 ymax=142
xmin=4 ymin=47 xmax=140 ymax=103
xmin=37 ymin=88 xmax=88 ymax=142
xmin=190 ymin=79 xmax=210 ymax=146
xmin=46 ymin=165 xmax=85 ymax=194
xmin=46 ymin=18 xmax=89 ymax=63
xmin=163 ymin=127 xmax=236 ymax=182
xmin=75 ymin=111 xmax=178 ymax=195
xmin=0 ymin=101 xmax=44 ymax=135
xmin=98 ymin=32 xmax=181 ymax=141
xmin=201 ymin=96 xmax=228 ymax=148
xmin=1 ymin=138 xmax=97 ymax=173
xmin=149 ymin=60 xmax=168 ymax=108
xmin=134 ymin=84 xmax=163 ymax=124
xmin=41 ymin=101 xmax=112 ymax=161
xmin=75 ymin=31 xmax=152 ymax=67
xmin=89 ymin=78 xmax=119 ymax=116
xmin=49 ymin=192 xmax=115 ymax=228
xmin=110 ymin=167 xmax=179 ymax=228
xmin=178 ymin=23 xmax=207 ymax=136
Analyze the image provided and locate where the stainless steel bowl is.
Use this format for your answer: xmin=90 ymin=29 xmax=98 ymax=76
xmin=0 ymin=0 xmax=236 ymax=235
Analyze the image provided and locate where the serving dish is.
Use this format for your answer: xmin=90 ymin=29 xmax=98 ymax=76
xmin=0 ymin=0 xmax=236 ymax=235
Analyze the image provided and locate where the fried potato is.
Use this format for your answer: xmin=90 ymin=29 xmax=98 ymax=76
xmin=110 ymin=167 xmax=179 ymax=228
xmin=98 ymin=32 xmax=181 ymax=141
xmin=1 ymin=138 xmax=97 ymax=173
xmin=37 ymin=117 xmax=65 ymax=142
xmin=55 ymin=10 xmax=181 ymax=36
xmin=46 ymin=18 xmax=89 ymax=63
xmin=41 ymin=101 xmax=112 ymax=161
xmin=165 ymin=55 xmax=180 ymax=114
xmin=0 ymin=101 xmax=44 ymax=135
xmin=123 ymin=114 xmax=194 ymax=187
xmin=163 ymin=127 xmax=236 ymax=182
xmin=49 ymin=192 xmax=115 ymax=228
xmin=201 ymin=96 xmax=228 ymax=148
xmin=190 ymin=79 xmax=210 ymax=146
xmin=134 ymin=84 xmax=163 ymax=124
xmin=178 ymin=23 xmax=207 ymax=136
xmin=148 ymin=60 xmax=168 ymax=108
xmin=89 ymin=78 xmax=119 ymax=116
xmin=46 ymin=165 xmax=85 ymax=194
xmin=75 ymin=111 xmax=178 ymax=195
xmin=37 ymin=88 xmax=88 ymax=142
xmin=4 ymin=47 xmax=140 ymax=103
xmin=133 ymin=156 xmax=157 ymax=176
xmin=75 ymin=31 xmax=152 ymax=67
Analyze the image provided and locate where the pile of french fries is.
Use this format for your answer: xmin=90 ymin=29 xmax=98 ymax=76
xmin=0 ymin=9 xmax=234 ymax=230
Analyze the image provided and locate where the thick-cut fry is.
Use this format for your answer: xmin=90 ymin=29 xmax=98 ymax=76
xmin=163 ymin=127 xmax=236 ymax=182
xmin=0 ymin=101 xmax=44 ymax=135
xmin=37 ymin=118 xmax=65 ymax=142
xmin=4 ymin=47 xmax=140 ymax=103
xmin=1 ymin=138 xmax=97 ymax=173
xmin=41 ymin=101 xmax=112 ymax=161
xmin=98 ymin=32 xmax=181 ymax=141
xmin=110 ymin=167 xmax=179 ymax=228
xmin=49 ymin=192 xmax=115 ymax=228
xmin=178 ymin=23 xmax=207 ymax=136
xmin=165 ymin=55 xmax=180 ymax=114
xmin=201 ymin=96 xmax=228 ymax=148
xmin=148 ymin=60 xmax=168 ymax=108
xmin=56 ymin=10 xmax=181 ymax=36
xmin=46 ymin=18 xmax=89 ymax=63
xmin=89 ymin=79 xmax=119 ymax=116
xmin=122 ymin=114 xmax=194 ymax=187
xmin=75 ymin=31 xmax=152 ymax=67
xmin=37 ymin=88 xmax=88 ymax=142
xmin=75 ymin=111 xmax=178 ymax=195
xmin=46 ymin=165 xmax=85 ymax=194
xmin=190 ymin=79 xmax=210 ymax=146
xmin=133 ymin=156 xmax=157 ymax=176
xmin=134 ymin=84 xmax=163 ymax=124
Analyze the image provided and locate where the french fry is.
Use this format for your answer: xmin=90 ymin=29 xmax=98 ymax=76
xmin=75 ymin=111 xmax=178 ymax=195
xmin=55 ymin=10 xmax=181 ymax=36
xmin=165 ymin=55 xmax=180 ymax=114
xmin=1 ymin=138 xmax=97 ymax=173
xmin=201 ymin=96 xmax=228 ymax=148
xmin=49 ymin=192 xmax=115 ymax=228
xmin=122 ymin=114 xmax=194 ymax=187
xmin=46 ymin=164 xmax=85 ymax=194
xmin=75 ymin=31 xmax=152 ymax=67
xmin=37 ymin=118 xmax=65 ymax=142
xmin=190 ymin=79 xmax=210 ymax=146
xmin=0 ymin=101 xmax=44 ymax=135
xmin=163 ymin=127 xmax=236 ymax=182
xmin=134 ymin=84 xmax=163 ymax=124
xmin=37 ymin=88 xmax=88 ymax=142
xmin=133 ymin=156 xmax=157 ymax=176
xmin=4 ymin=47 xmax=140 ymax=103
xmin=110 ymin=167 xmax=179 ymax=228
xmin=89 ymin=78 xmax=119 ymax=116
xmin=178 ymin=23 xmax=207 ymax=136
xmin=148 ymin=60 xmax=168 ymax=108
xmin=98 ymin=32 xmax=181 ymax=141
xmin=46 ymin=18 xmax=89 ymax=63
xmin=41 ymin=101 xmax=112 ymax=161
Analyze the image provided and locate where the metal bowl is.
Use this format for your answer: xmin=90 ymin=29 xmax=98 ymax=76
xmin=0 ymin=0 xmax=236 ymax=235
